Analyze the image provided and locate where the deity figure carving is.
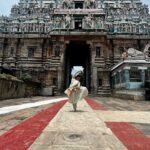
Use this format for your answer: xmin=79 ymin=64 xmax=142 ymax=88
xmin=95 ymin=17 xmax=103 ymax=29
xmin=54 ymin=17 xmax=62 ymax=29
xmin=85 ymin=0 xmax=95 ymax=9
xmin=39 ymin=23 xmax=44 ymax=32
xmin=84 ymin=14 xmax=93 ymax=29
xmin=45 ymin=21 xmax=53 ymax=32
xmin=62 ymin=0 xmax=73 ymax=9
xmin=0 ymin=25 xmax=4 ymax=32
xmin=122 ymin=51 xmax=128 ymax=60
xmin=139 ymin=25 xmax=144 ymax=34
xmin=12 ymin=25 xmax=19 ymax=32
xmin=0 ymin=0 xmax=149 ymax=34
xmin=55 ymin=45 xmax=60 ymax=57
xmin=64 ymin=14 xmax=72 ymax=29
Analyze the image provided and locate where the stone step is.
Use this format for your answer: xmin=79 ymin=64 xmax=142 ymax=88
xmin=97 ymin=93 xmax=111 ymax=97
xmin=97 ymin=89 xmax=111 ymax=96
xmin=98 ymin=87 xmax=111 ymax=90
xmin=98 ymin=90 xmax=111 ymax=93
xmin=53 ymin=87 xmax=58 ymax=95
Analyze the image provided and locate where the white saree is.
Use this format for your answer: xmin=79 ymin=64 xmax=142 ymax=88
xmin=64 ymin=78 xmax=88 ymax=104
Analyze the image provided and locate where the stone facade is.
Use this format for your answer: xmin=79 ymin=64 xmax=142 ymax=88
xmin=0 ymin=0 xmax=150 ymax=95
xmin=0 ymin=79 xmax=25 ymax=100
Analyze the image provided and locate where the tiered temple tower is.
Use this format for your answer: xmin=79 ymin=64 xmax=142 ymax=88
xmin=0 ymin=0 xmax=150 ymax=95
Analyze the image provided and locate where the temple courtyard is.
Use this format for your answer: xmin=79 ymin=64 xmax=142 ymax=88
xmin=0 ymin=96 xmax=150 ymax=150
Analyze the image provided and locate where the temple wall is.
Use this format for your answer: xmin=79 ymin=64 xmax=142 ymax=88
xmin=0 ymin=0 xmax=150 ymax=97
xmin=0 ymin=36 xmax=149 ymax=96
xmin=0 ymin=79 xmax=25 ymax=100
xmin=112 ymin=39 xmax=138 ymax=64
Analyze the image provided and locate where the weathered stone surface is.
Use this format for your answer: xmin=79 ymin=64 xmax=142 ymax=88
xmin=41 ymin=87 xmax=54 ymax=96
xmin=0 ymin=79 xmax=25 ymax=100
xmin=29 ymin=100 xmax=127 ymax=150
xmin=0 ymin=0 xmax=150 ymax=96
xmin=95 ymin=111 xmax=150 ymax=124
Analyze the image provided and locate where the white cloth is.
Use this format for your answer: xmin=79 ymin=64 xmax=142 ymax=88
xmin=64 ymin=78 xmax=88 ymax=104
xmin=71 ymin=66 xmax=84 ymax=77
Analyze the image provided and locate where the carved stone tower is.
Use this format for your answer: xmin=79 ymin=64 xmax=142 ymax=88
xmin=0 ymin=0 xmax=150 ymax=96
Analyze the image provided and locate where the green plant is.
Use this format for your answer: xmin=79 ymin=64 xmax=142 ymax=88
xmin=21 ymin=73 xmax=32 ymax=81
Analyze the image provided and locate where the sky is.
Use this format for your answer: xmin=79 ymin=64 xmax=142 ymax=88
xmin=0 ymin=0 xmax=150 ymax=16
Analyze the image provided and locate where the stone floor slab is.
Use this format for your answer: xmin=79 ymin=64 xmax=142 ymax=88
xmin=29 ymin=100 xmax=127 ymax=150
xmin=95 ymin=111 xmax=150 ymax=123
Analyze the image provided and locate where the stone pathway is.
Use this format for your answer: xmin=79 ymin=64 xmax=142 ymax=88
xmin=95 ymin=111 xmax=150 ymax=124
xmin=0 ymin=96 xmax=150 ymax=150
xmin=0 ymin=100 xmax=67 ymax=149
xmin=86 ymin=98 xmax=150 ymax=150
xmin=29 ymin=100 xmax=127 ymax=150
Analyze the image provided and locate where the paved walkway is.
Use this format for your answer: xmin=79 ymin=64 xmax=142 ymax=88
xmin=29 ymin=100 xmax=126 ymax=150
xmin=0 ymin=97 xmax=150 ymax=150
xmin=95 ymin=111 xmax=150 ymax=124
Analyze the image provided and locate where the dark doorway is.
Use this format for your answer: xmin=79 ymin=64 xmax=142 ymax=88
xmin=75 ymin=18 xmax=82 ymax=29
xmin=64 ymin=41 xmax=91 ymax=91
xmin=75 ymin=2 xmax=83 ymax=9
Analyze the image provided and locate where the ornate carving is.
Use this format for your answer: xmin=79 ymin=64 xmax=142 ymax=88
xmin=62 ymin=0 xmax=73 ymax=9
xmin=143 ymin=44 xmax=150 ymax=59
xmin=54 ymin=17 xmax=62 ymax=29
xmin=64 ymin=14 xmax=72 ymax=29
xmin=84 ymin=14 xmax=94 ymax=29
xmin=0 ymin=0 xmax=149 ymax=34
xmin=85 ymin=0 xmax=95 ymax=9
xmin=95 ymin=17 xmax=104 ymax=29
xmin=128 ymin=48 xmax=144 ymax=57
xmin=123 ymin=45 xmax=150 ymax=60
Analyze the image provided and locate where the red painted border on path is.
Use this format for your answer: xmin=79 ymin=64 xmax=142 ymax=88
xmin=0 ymin=100 xmax=67 ymax=150
xmin=86 ymin=97 xmax=150 ymax=150
xmin=85 ymin=97 xmax=107 ymax=110
xmin=106 ymin=122 xmax=150 ymax=150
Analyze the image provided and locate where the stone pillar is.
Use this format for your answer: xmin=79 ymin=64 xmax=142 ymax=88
xmin=102 ymin=71 xmax=110 ymax=91
xmin=124 ymin=69 xmax=130 ymax=89
xmin=57 ymin=66 xmax=62 ymax=94
xmin=119 ymin=71 xmax=122 ymax=88
xmin=15 ymin=39 xmax=21 ymax=67
xmin=87 ymin=41 xmax=95 ymax=93
xmin=57 ymin=42 xmax=65 ymax=94
xmin=111 ymin=75 xmax=115 ymax=89
xmin=41 ymin=39 xmax=48 ymax=69
xmin=141 ymin=69 xmax=145 ymax=88
xmin=113 ymin=74 xmax=116 ymax=89
xmin=92 ymin=67 xmax=98 ymax=94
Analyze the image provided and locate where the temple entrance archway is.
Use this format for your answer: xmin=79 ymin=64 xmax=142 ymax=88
xmin=64 ymin=41 xmax=91 ymax=91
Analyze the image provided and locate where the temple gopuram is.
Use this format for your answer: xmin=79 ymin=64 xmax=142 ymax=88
xmin=0 ymin=0 xmax=150 ymax=96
